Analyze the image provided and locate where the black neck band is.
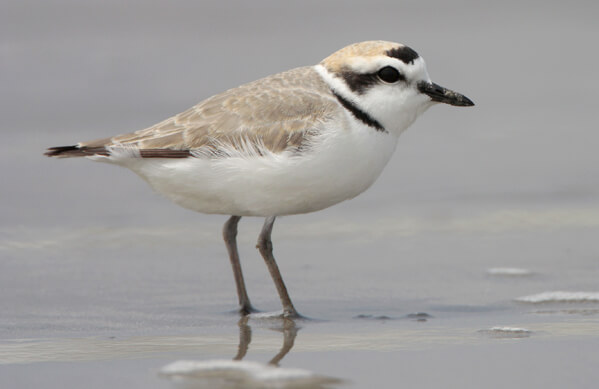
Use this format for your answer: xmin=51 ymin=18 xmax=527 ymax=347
xmin=332 ymin=91 xmax=386 ymax=132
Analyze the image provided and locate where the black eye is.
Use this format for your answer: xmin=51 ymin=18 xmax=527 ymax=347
xmin=377 ymin=66 xmax=402 ymax=83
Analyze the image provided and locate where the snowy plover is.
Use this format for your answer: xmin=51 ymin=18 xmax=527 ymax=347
xmin=46 ymin=41 xmax=474 ymax=317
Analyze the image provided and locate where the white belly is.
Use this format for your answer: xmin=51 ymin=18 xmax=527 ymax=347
xmin=102 ymin=125 xmax=399 ymax=217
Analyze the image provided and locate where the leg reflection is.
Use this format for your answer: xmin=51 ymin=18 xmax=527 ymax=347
xmin=233 ymin=316 xmax=299 ymax=366
xmin=268 ymin=318 xmax=298 ymax=366
xmin=234 ymin=316 xmax=252 ymax=361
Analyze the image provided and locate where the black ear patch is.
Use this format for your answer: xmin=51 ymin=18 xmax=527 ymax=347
xmin=340 ymin=72 xmax=379 ymax=94
xmin=386 ymin=46 xmax=419 ymax=64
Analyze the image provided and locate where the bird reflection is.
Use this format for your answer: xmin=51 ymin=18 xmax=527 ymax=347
xmin=234 ymin=315 xmax=298 ymax=365
xmin=160 ymin=316 xmax=342 ymax=389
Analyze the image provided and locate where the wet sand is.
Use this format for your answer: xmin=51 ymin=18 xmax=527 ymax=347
xmin=2 ymin=207 xmax=599 ymax=388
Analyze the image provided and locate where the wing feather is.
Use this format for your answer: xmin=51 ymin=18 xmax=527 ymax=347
xmin=80 ymin=66 xmax=339 ymax=157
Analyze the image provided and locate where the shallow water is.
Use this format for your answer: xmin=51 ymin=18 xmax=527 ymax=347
xmin=2 ymin=1 xmax=599 ymax=388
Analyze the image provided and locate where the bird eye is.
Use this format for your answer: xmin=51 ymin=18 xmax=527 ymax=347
xmin=377 ymin=66 xmax=402 ymax=83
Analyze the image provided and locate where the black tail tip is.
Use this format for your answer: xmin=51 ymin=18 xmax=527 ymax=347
xmin=44 ymin=145 xmax=81 ymax=157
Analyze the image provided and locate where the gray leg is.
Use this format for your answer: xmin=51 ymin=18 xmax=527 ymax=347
xmin=223 ymin=215 xmax=256 ymax=315
xmin=256 ymin=216 xmax=299 ymax=317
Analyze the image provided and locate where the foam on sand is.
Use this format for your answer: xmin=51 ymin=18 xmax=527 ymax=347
xmin=515 ymin=291 xmax=599 ymax=303
xmin=160 ymin=359 xmax=341 ymax=388
xmin=479 ymin=327 xmax=532 ymax=338
xmin=247 ymin=310 xmax=285 ymax=319
xmin=487 ymin=267 xmax=532 ymax=276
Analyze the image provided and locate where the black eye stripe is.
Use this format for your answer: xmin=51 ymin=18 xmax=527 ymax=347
xmin=340 ymin=72 xmax=378 ymax=94
xmin=340 ymin=67 xmax=405 ymax=94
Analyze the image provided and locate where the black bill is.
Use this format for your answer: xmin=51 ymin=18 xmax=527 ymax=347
xmin=417 ymin=81 xmax=474 ymax=107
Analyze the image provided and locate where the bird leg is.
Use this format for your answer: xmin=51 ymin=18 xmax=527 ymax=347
xmin=223 ymin=215 xmax=256 ymax=315
xmin=257 ymin=216 xmax=299 ymax=318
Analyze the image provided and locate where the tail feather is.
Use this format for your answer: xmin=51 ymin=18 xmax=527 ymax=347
xmin=44 ymin=145 xmax=192 ymax=158
xmin=44 ymin=145 xmax=109 ymax=158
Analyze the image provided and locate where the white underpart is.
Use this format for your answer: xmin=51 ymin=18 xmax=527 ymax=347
xmin=95 ymin=119 xmax=397 ymax=216
xmin=90 ymin=63 xmax=433 ymax=217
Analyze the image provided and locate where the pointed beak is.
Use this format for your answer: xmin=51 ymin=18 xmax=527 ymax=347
xmin=417 ymin=81 xmax=474 ymax=107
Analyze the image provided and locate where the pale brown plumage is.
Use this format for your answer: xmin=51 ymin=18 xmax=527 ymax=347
xmin=320 ymin=40 xmax=398 ymax=74
xmin=77 ymin=66 xmax=339 ymax=156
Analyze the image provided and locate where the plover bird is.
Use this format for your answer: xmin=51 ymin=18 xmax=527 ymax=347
xmin=45 ymin=41 xmax=473 ymax=318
